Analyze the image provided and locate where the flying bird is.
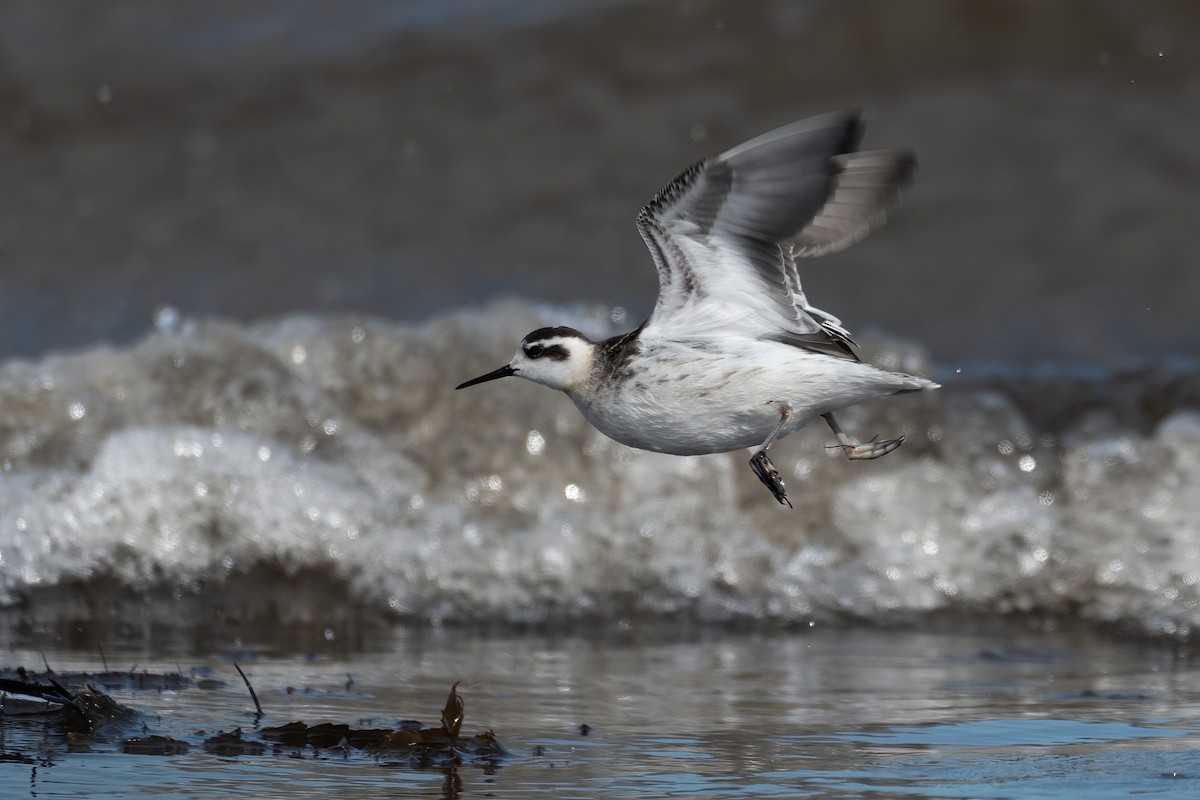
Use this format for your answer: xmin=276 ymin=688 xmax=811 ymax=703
xmin=457 ymin=110 xmax=938 ymax=506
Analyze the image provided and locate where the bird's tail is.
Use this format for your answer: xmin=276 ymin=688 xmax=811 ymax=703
xmin=892 ymin=374 xmax=940 ymax=394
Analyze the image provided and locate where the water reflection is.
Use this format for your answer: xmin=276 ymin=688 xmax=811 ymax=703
xmin=7 ymin=619 xmax=1200 ymax=796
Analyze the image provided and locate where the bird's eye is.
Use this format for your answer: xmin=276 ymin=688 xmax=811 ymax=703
xmin=525 ymin=344 xmax=545 ymax=359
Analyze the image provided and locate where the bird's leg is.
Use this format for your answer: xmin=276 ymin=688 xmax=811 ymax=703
xmin=749 ymin=404 xmax=794 ymax=508
xmin=823 ymin=412 xmax=906 ymax=460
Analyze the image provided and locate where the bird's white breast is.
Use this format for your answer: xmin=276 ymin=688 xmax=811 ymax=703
xmin=570 ymin=341 xmax=792 ymax=455
xmin=568 ymin=338 xmax=921 ymax=456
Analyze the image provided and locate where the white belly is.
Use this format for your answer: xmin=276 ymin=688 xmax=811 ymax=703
xmin=574 ymin=386 xmax=784 ymax=455
xmin=568 ymin=342 xmax=926 ymax=456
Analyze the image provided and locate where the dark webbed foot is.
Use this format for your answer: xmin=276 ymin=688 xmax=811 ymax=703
xmin=829 ymin=434 xmax=907 ymax=461
xmin=749 ymin=450 xmax=792 ymax=508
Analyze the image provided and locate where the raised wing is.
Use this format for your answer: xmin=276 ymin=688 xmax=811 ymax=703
xmin=636 ymin=110 xmax=915 ymax=359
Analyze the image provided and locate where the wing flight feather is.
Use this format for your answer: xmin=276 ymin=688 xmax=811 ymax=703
xmin=635 ymin=110 xmax=914 ymax=360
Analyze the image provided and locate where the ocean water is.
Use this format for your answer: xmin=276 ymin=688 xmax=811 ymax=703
xmin=3 ymin=623 xmax=1200 ymax=799
xmin=1 ymin=303 xmax=1198 ymax=795
xmin=1 ymin=300 xmax=1198 ymax=636
xmin=1 ymin=1 xmax=1198 ymax=364
xmin=3 ymin=0 xmax=1200 ymax=796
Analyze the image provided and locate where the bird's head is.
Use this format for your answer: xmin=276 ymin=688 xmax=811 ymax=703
xmin=455 ymin=326 xmax=596 ymax=393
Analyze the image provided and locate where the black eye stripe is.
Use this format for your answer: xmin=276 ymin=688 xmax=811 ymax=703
xmin=524 ymin=343 xmax=569 ymax=360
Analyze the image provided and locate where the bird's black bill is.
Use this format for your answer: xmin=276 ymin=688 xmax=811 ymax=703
xmin=455 ymin=364 xmax=516 ymax=390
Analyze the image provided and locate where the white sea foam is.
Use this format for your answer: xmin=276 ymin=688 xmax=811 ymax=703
xmin=0 ymin=302 xmax=1197 ymax=635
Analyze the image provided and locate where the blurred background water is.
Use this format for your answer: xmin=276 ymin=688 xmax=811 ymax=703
xmin=1 ymin=0 xmax=1197 ymax=365
xmin=2 ymin=1 xmax=1200 ymax=796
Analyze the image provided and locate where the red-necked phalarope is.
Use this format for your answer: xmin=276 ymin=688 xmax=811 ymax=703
xmin=457 ymin=110 xmax=939 ymax=507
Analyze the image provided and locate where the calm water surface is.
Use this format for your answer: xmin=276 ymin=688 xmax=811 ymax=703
xmin=4 ymin=621 xmax=1200 ymax=798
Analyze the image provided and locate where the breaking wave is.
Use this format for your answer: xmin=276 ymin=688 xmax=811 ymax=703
xmin=1 ymin=300 xmax=1198 ymax=636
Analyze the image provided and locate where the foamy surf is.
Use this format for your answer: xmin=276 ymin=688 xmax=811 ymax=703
xmin=0 ymin=300 xmax=1197 ymax=635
